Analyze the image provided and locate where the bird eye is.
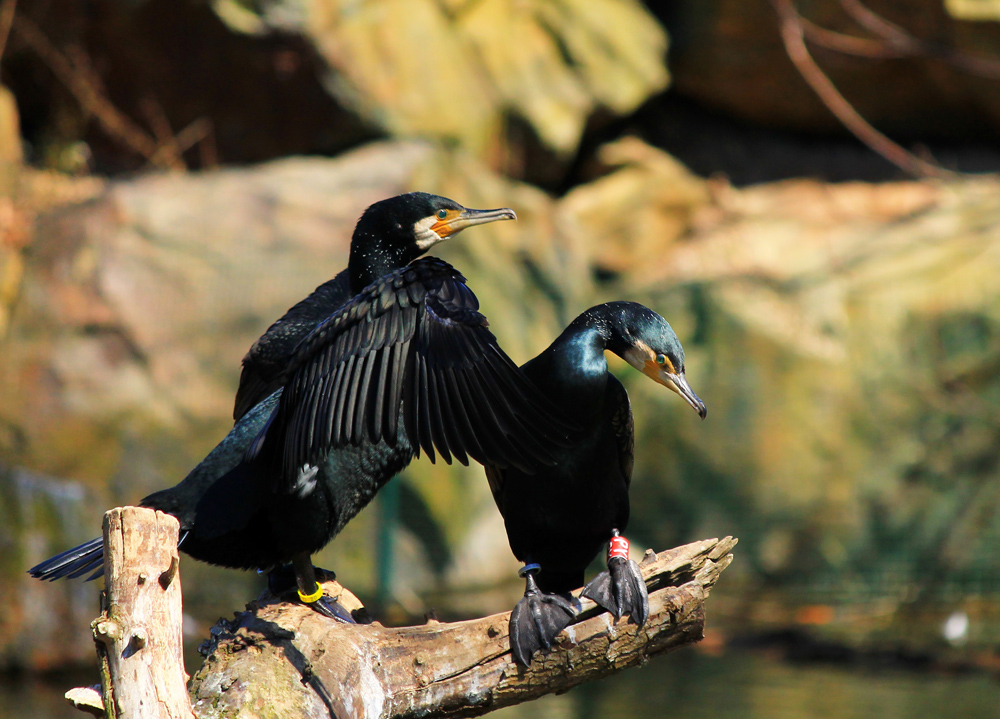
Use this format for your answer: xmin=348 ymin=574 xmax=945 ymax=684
xmin=436 ymin=209 xmax=448 ymax=220
xmin=656 ymin=354 xmax=667 ymax=365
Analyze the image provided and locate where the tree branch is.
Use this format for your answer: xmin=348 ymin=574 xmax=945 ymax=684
xmin=93 ymin=508 xmax=194 ymax=719
xmin=10 ymin=14 xmax=211 ymax=171
xmin=65 ymin=507 xmax=734 ymax=718
xmin=189 ymin=537 xmax=736 ymax=719
xmin=770 ymin=0 xmax=956 ymax=179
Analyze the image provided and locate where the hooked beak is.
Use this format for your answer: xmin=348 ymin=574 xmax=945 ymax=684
xmin=624 ymin=347 xmax=707 ymax=419
xmin=661 ymin=370 xmax=707 ymax=419
xmin=432 ymin=206 xmax=516 ymax=238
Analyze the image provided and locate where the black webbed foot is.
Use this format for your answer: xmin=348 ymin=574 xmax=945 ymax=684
xmin=509 ymin=566 xmax=576 ymax=666
xmin=582 ymin=556 xmax=649 ymax=626
xmin=305 ymin=593 xmax=356 ymax=623
xmin=270 ymin=556 xmax=355 ymax=623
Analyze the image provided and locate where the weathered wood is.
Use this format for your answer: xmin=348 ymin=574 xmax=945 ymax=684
xmin=92 ymin=507 xmax=194 ymax=719
xmin=190 ymin=537 xmax=736 ymax=719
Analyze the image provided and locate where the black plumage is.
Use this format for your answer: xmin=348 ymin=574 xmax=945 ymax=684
xmin=234 ymin=192 xmax=516 ymax=420
xmin=485 ymin=301 xmax=707 ymax=665
xmin=31 ymin=259 xmax=570 ymax=619
xmin=28 ymin=193 xmax=568 ymax=622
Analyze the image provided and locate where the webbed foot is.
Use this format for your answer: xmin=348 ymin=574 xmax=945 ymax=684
xmin=509 ymin=566 xmax=576 ymax=666
xmin=272 ymin=553 xmax=356 ymax=623
xmin=304 ymin=591 xmax=356 ymax=623
xmin=582 ymin=555 xmax=648 ymax=625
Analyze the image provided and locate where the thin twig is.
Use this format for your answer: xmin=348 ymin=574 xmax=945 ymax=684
xmin=801 ymin=19 xmax=906 ymax=59
xmin=140 ymin=96 xmax=184 ymax=169
xmin=12 ymin=14 xmax=183 ymax=170
xmin=196 ymin=119 xmax=218 ymax=168
xmin=770 ymin=0 xmax=956 ymax=180
xmin=171 ymin=117 xmax=213 ymax=157
xmin=149 ymin=117 xmax=213 ymax=170
xmin=803 ymin=17 xmax=1000 ymax=78
xmin=838 ymin=0 xmax=919 ymax=51
xmin=836 ymin=0 xmax=1000 ymax=79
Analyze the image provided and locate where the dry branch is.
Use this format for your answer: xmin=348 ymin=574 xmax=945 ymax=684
xmin=11 ymin=13 xmax=210 ymax=170
xmin=93 ymin=507 xmax=194 ymax=719
xmin=770 ymin=0 xmax=955 ymax=179
xmin=66 ymin=507 xmax=734 ymax=719
xmin=190 ymin=537 xmax=736 ymax=719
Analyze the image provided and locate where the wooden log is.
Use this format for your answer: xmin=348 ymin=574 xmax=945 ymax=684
xmin=91 ymin=507 xmax=194 ymax=719
xmin=190 ymin=536 xmax=736 ymax=719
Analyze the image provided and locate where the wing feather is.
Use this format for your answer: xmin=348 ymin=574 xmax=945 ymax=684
xmin=369 ymin=348 xmax=389 ymax=443
xmin=415 ymin=352 xmax=437 ymax=462
xmin=331 ymin=353 xmax=356 ymax=447
xmin=387 ymin=338 xmax=410 ymax=446
xmin=257 ymin=258 xmax=572 ymax=494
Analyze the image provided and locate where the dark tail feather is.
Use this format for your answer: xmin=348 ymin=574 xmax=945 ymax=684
xmin=28 ymin=537 xmax=105 ymax=582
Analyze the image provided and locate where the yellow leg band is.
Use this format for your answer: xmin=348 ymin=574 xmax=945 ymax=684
xmin=298 ymin=585 xmax=324 ymax=604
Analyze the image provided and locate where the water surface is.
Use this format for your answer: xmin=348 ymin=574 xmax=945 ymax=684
xmin=6 ymin=648 xmax=998 ymax=719
xmin=492 ymin=650 xmax=999 ymax=719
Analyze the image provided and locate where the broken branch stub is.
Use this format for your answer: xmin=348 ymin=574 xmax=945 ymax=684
xmin=93 ymin=506 xmax=194 ymax=719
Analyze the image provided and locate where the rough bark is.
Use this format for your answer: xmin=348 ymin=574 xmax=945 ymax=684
xmin=92 ymin=507 xmax=194 ymax=719
xmin=190 ymin=537 xmax=736 ymax=719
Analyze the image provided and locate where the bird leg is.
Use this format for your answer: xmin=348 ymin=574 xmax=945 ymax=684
xmin=582 ymin=529 xmax=649 ymax=626
xmin=508 ymin=563 xmax=576 ymax=666
xmin=287 ymin=553 xmax=355 ymax=623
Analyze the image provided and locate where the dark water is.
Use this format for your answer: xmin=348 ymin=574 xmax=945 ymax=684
xmin=0 ymin=672 xmax=96 ymax=719
xmin=492 ymin=650 xmax=1000 ymax=719
xmin=7 ymin=649 xmax=999 ymax=719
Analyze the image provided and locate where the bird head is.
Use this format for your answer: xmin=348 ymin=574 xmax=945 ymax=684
xmin=617 ymin=305 xmax=707 ymax=419
xmin=407 ymin=193 xmax=517 ymax=250
xmin=352 ymin=192 xmax=515 ymax=267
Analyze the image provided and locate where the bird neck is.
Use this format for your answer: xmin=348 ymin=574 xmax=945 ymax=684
xmin=348 ymin=230 xmax=419 ymax=293
xmin=531 ymin=324 xmax=612 ymax=409
xmin=560 ymin=307 xmax=634 ymax=358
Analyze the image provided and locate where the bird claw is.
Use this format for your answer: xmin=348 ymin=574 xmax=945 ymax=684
xmin=306 ymin=594 xmax=357 ymax=623
xmin=509 ymin=589 xmax=575 ymax=666
xmin=265 ymin=564 xmax=354 ymax=622
xmin=582 ymin=556 xmax=649 ymax=626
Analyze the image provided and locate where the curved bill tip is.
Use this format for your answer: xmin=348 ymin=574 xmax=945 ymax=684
xmin=694 ymin=397 xmax=708 ymax=420
xmin=671 ymin=372 xmax=707 ymax=420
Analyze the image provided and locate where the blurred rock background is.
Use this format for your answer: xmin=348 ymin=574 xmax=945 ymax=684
xmin=2 ymin=0 xmax=1000 ymax=674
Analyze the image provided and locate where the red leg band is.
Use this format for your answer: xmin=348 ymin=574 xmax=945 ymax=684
xmin=608 ymin=535 xmax=629 ymax=561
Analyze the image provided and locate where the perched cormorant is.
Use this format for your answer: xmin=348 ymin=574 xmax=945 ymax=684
xmin=234 ymin=192 xmax=517 ymax=420
xmin=484 ymin=302 xmax=707 ymax=665
xmin=30 ymin=195 xmax=565 ymax=621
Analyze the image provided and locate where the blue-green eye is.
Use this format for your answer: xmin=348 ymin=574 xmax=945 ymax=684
xmin=656 ymin=354 xmax=667 ymax=365
xmin=437 ymin=209 xmax=448 ymax=219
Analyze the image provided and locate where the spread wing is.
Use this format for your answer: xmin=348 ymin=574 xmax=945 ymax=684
xmin=255 ymin=257 xmax=571 ymax=493
xmin=607 ymin=375 xmax=634 ymax=487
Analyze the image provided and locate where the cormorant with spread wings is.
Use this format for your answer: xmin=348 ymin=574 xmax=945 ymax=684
xmin=31 ymin=257 xmax=569 ymax=621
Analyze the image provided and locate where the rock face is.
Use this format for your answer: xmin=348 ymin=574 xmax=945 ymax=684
xmin=4 ymin=138 xmax=1000 ymax=670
